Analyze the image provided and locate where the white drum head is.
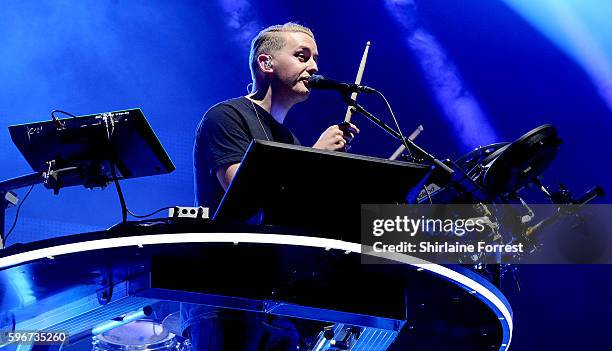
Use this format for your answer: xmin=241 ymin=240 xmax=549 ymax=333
xmin=94 ymin=320 xmax=177 ymax=350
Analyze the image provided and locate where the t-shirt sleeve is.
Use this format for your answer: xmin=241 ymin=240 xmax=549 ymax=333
xmin=291 ymin=132 xmax=301 ymax=146
xmin=195 ymin=104 xmax=252 ymax=175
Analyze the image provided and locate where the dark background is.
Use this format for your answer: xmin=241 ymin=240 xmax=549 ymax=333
xmin=1 ymin=1 xmax=611 ymax=349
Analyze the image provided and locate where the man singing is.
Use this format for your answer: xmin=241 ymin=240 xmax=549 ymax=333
xmin=194 ymin=22 xmax=358 ymax=211
xmin=185 ymin=23 xmax=359 ymax=350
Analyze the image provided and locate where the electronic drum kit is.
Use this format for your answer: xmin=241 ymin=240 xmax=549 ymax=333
xmin=413 ymin=123 xmax=604 ymax=268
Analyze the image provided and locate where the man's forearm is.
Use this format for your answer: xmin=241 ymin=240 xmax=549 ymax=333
xmin=216 ymin=163 xmax=241 ymax=191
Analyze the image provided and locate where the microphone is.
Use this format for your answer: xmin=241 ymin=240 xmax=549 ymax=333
xmin=308 ymin=75 xmax=376 ymax=94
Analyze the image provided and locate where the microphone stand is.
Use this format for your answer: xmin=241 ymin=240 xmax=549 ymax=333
xmin=341 ymin=94 xmax=454 ymax=175
xmin=341 ymin=93 xmax=492 ymax=203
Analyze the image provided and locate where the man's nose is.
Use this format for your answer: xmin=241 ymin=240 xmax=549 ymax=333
xmin=307 ymin=60 xmax=318 ymax=74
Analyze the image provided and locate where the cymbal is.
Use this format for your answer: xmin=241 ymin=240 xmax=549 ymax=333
xmin=455 ymin=142 xmax=510 ymax=179
xmin=482 ymin=124 xmax=562 ymax=194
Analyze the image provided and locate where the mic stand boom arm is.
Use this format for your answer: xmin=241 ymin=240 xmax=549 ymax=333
xmin=341 ymin=95 xmax=454 ymax=176
xmin=341 ymin=94 xmax=491 ymax=202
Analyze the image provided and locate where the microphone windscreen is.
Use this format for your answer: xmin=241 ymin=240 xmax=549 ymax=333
xmin=308 ymin=74 xmax=327 ymax=88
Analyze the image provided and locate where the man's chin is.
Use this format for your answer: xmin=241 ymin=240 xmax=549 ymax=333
xmin=296 ymin=81 xmax=312 ymax=94
xmin=292 ymin=88 xmax=310 ymax=100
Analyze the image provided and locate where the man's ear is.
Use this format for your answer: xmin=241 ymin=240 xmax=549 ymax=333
xmin=257 ymin=54 xmax=273 ymax=73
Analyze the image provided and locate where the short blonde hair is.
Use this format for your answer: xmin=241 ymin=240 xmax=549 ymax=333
xmin=249 ymin=22 xmax=315 ymax=89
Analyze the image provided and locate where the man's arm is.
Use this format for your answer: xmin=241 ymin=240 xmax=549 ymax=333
xmin=215 ymin=122 xmax=359 ymax=190
xmin=194 ymin=103 xmax=252 ymax=198
xmin=215 ymin=163 xmax=241 ymax=191
xmin=209 ymin=120 xmax=359 ymax=192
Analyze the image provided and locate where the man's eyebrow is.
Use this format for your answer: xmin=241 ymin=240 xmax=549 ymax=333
xmin=298 ymin=46 xmax=319 ymax=61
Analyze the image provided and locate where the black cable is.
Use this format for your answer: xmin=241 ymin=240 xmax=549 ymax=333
xmin=373 ymin=90 xmax=414 ymax=160
xmin=110 ymin=163 xmax=128 ymax=223
xmin=50 ymin=109 xmax=78 ymax=130
xmin=127 ymin=206 xmax=173 ymax=219
xmin=4 ymin=185 xmax=35 ymax=242
xmin=51 ymin=109 xmax=78 ymax=119
xmin=109 ymin=163 xmax=172 ymax=220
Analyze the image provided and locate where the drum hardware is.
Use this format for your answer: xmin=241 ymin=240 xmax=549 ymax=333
xmin=518 ymin=197 xmax=535 ymax=224
xmin=413 ymin=124 xmax=604 ymax=285
xmin=457 ymin=205 xmax=503 ymax=265
xmin=515 ymin=185 xmax=605 ymax=253
xmin=509 ymin=167 xmax=605 ymax=257
xmin=415 ymin=142 xmax=510 ymax=204
xmin=441 ymin=125 xmax=563 ymax=203
xmin=455 ymin=142 xmax=511 ymax=182
xmin=389 ymin=125 xmax=425 ymax=161
xmin=534 ymin=178 xmax=604 ymax=205
xmin=414 ymin=161 xmax=493 ymax=204
xmin=449 ymin=124 xmax=602 ymax=207
xmin=549 ymin=183 xmax=574 ymax=204
xmin=575 ymin=186 xmax=606 ymax=205
xmin=397 ymin=153 xmax=429 ymax=165
xmin=480 ymin=124 xmax=562 ymax=195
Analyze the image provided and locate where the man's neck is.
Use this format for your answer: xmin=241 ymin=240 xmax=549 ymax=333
xmin=247 ymin=87 xmax=294 ymax=124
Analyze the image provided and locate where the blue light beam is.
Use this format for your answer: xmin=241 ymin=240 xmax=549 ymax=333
xmin=385 ymin=0 xmax=498 ymax=150
xmin=218 ymin=0 xmax=261 ymax=46
xmin=503 ymin=0 xmax=612 ymax=112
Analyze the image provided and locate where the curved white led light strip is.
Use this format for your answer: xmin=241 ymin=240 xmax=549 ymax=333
xmin=0 ymin=232 xmax=512 ymax=350
xmin=365 ymin=250 xmax=513 ymax=349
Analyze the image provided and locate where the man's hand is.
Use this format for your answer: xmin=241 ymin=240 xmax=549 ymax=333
xmin=313 ymin=122 xmax=360 ymax=151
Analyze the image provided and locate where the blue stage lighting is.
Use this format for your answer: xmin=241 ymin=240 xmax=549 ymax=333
xmin=504 ymin=0 xmax=612 ymax=111
xmin=385 ymin=0 xmax=498 ymax=150
xmin=218 ymin=0 xmax=261 ymax=45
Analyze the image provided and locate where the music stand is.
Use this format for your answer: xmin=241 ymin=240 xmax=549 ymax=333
xmin=214 ymin=140 xmax=431 ymax=239
xmin=2 ymin=109 xmax=175 ymax=248
xmin=8 ymin=108 xmax=175 ymax=191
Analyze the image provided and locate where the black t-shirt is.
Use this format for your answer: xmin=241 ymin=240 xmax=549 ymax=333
xmin=194 ymin=96 xmax=299 ymax=211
